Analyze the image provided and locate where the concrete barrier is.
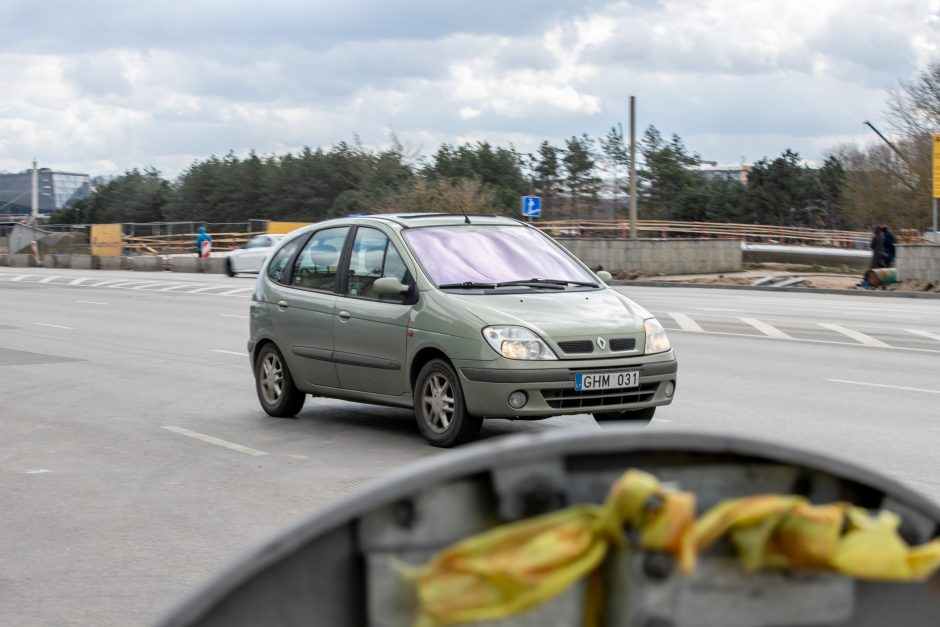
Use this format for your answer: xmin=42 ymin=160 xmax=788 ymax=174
xmin=204 ymin=258 xmax=227 ymax=274
xmin=0 ymin=254 xmax=7 ymax=267
xmin=98 ymin=256 xmax=129 ymax=271
xmin=170 ymin=257 xmax=202 ymax=273
xmin=555 ymin=237 xmax=742 ymax=275
xmin=130 ymin=256 xmax=164 ymax=271
xmin=42 ymin=254 xmax=71 ymax=268
xmin=897 ymin=245 xmax=940 ymax=282
xmin=10 ymin=254 xmax=36 ymax=267
xmin=70 ymin=254 xmax=97 ymax=270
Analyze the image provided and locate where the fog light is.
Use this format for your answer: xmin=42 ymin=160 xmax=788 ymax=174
xmin=508 ymin=391 xmax=528 ymax=409
xmin=664 ymin=381 xmax=675 ymax=398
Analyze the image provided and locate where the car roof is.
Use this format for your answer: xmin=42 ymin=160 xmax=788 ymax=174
xmin=358 ymin=213 xmax=524 ymax=229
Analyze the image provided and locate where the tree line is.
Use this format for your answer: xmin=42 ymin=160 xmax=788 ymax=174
xmin=53 ymin=60 xmax=940 ymax=232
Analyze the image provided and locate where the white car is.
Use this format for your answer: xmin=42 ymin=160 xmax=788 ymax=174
xmin=226 ymin=234 xmax=286 ymax=276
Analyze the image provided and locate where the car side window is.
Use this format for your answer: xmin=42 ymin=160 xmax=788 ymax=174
xmin=347 ymin=228 xmax=412 ymax=303
xmin=246 ymin=235 xmax=271 ymax=249
xmin=292 ymin=227 xmax=349 ymax=292
xmin=266 ymin=237 xmax=304 ymax=284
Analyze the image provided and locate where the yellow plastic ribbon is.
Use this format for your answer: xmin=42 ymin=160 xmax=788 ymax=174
xmin=403 ymin=469 xmax=940 ymax=627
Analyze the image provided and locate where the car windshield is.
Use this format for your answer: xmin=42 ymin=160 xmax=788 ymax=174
xmin=403 ymin=224 xmax=596 ymax=287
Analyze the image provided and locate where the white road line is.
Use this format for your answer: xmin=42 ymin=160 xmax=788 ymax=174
xmin=740 ymin=317 xmax=792 ymax=339
xmin=216 ymin=287 xmax=253 ymax=296
xmin=908 ymin=329 xmax=940 ymax=342
xmin=38 ymin=276 xmax=61 ymax=284
xmin=87 ymin=279 xmax=125 ymax=287
xmin=26 ymin=469 xmax=52 ymax=474
xmin=667 ymin=312 xmax=704 ymax=333
xmin=76 ymin=300 xmax=108 ymax=305
xmin=162 ymin=426 xmax=268 ymax=456
xmin=106 ymin=281 xmax=154 ymax=289
xmin=219 ymin=314 xmax=249 ymax=319
xmin=129 ymin=282 xmax=167 ymax=289
xmin=827 ymin=379 xmax=940 ymax=395
xmin=10 ymin=275 xmax=29 ymax=282
xmin=190 ymin=285 xmax=227 ymax=293
xmin=33 ymin=322 xmax=73 ymax=330
xmin=69 ymin=277 xmax=88 ymax=285
xmin=159 ymin=284 xmax=207 ymax=292
xmin=818 ymin=323 xmax=889 ymax=347
xmin=212 ymin=349 xmax=249 ymax=356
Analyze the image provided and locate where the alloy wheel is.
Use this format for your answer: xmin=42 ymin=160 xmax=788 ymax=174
xmin=421 ymin=373 xmax=455 ymax=433
xmin=260 ymin=353 xmax=284 ymax=406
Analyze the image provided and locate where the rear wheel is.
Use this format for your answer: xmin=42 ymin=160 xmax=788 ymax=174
xmin=226 ymin=257 xmax=237 ymax=277
xmin=593 ymin=406 xmax=655 ymax=425
xmin=255 ymin=344 xmax=305 ymax=417
xmin=414 ymin=359 xmax=482 ymax=447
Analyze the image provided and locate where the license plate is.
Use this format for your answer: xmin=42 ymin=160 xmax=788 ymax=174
xmin=575 ymin=370 xmax=639 ymax=391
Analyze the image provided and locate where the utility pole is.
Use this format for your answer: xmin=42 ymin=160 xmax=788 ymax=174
xmin=629 ymin=96 xmax=637 ymax=240
xmin=31 ymin=159 xmax=38 ymax=222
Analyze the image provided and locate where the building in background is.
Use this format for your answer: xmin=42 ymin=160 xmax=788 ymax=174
xmin=0 ymin=168 xmax=92 ymax=218
xmin=695 ymin=161 xmax=752 ymax=184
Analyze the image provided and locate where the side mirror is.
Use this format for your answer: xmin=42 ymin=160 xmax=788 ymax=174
xmin=373 ymin=277 xmax=410 ymax=298
xmin=596 ymin=270 xmax=613 ymax=284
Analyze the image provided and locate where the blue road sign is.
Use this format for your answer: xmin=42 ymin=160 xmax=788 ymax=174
xmin=521 ymin=195 xmax=542 ymax=217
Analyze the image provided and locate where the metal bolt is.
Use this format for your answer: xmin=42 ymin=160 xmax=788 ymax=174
xmin=643 ymin=551 xmax=674 ymax=580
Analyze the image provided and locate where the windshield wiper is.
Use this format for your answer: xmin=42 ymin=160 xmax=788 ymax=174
xmin=437 ymin=281 xmax=499 ymax=289
xmin=496 ymin=278 xmax=598 ymax=289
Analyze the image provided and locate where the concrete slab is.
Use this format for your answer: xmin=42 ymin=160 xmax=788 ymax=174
xmin=131 ymin=256 xmax=164 ymax=271
xmin=9 ymin=254 xmax=35 ymax=268
xmin=99 ymin=256 xmax=128 ymax=270
xmin=70 ymin=254 xmax=97 ymax=270
xmin=170 ymin=257 xmax=201 ymax=273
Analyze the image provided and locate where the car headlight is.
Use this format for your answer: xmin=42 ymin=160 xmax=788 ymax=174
xmin=483 ymin=326 xmax=558 ymax=360
xmin=644 ymin=318 xmax=671 ymax=354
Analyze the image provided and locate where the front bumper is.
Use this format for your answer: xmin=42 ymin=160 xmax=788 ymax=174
xmin=455 ymin=351 xmax=677 ymax=418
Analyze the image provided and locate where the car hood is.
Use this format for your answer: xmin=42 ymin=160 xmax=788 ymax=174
xmin=445 ymin=288 xmax=650 ymax=337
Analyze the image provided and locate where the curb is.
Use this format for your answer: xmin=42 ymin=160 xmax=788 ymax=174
xmin=612 ymin=280 xmax=940 ymax=300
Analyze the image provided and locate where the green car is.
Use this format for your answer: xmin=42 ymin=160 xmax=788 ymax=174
xmin=248 ymin=214 xmax=677 ymax=447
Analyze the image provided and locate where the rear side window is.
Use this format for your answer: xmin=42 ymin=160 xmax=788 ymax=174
xmin=347 ymin=228 xmax=412 ymax=303
xmin=292 ymin=227 xmax=349 ymax=291
xmin=266 ymin=237 xmax=304 ymax=284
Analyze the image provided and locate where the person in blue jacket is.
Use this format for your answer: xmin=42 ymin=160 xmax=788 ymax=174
xmin=195 ymin=226 xmax=213 ymax=258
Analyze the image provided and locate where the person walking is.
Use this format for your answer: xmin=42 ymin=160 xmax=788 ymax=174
xmin=868 ymin=225 xmax=885 ymax=269
xmin=195 ymin=226 xmax=213 ymax=258
xmin=881 ymin=225 xmax=897 ymax=267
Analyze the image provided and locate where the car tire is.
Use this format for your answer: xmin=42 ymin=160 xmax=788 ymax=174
xmin=226 ymin=257 xmax=237 ymax=277
xmin=255 ymin=344 xmax=305 ymax=418
xmin=414 ymin=359 xmax=482 ymax=448
xmin=593 ymin=406 xmax=655 ymax=425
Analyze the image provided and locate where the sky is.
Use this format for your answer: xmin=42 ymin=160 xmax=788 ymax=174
xmin=1 ymin=0 xmax=938 ymax=178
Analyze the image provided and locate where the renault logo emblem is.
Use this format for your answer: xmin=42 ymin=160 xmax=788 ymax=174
xmin=596 ymin=337 xmax=607 ymax=350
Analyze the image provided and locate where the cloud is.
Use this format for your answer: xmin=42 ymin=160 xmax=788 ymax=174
xmin=0 ymin=0 xmax=937 ymax=177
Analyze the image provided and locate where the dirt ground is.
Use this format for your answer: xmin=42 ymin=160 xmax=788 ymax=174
xmin=614 ymin=266 xmax=940 ymax=293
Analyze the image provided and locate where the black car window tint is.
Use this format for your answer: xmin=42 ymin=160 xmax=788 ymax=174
xmin=292 ymin=227 xmax=349 ymax=291
xmin=266 ymin=237 xmax=303 ymax=284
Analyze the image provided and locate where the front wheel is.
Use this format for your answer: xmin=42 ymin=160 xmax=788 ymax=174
xmin=254 ymin=344 xmax=305 ymax=417
xmin=593 ymin=406 xmax=655 ymax=425
xmin=226 ymin=257 xmax=237 ymax=277
xmin=414 ymin=359 xmax=482 ymax=447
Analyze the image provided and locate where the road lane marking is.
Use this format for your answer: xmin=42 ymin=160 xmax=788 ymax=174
xmin=216 ymin=287 xmax=254 ymax=296
xmin=38 ymin=276 xmax=61 ymax=283
xmin=190 ymin=286 xmax=227 ymax=293
xmin=908 ymin=329 xmax=940 ymax=342
xmin=667 ymin=312 xmax=704 ymax=333
xmin=26 ymin=469 xmax=53 ymax=474
xmin=159 ymin=284 xmax=207 ymax=292
xmin=212 ymin=349 xmax=249 ymax=356
xmin=10 ymin=275 xmax=29 ymax=282
xmin=76 ymin=300 xmax=108 ymax=305
xmin=740 ymin=317 xmax=791 ymax=339
xmin=817 ymin=323 xmax=889 ymax=347
xmin=827 ymin=379 xmax=940 ymax=395
xmin=219 ymin=314 xmax=249 ymax=319
xmin=87 ymin=279 xmax=126 ymax=287
xmin=33 ymin=322 xmax=73 ymax=330
xmin=69 ymin=278 xmax=88 ymax=285
xmin=162 ymin=426 xmax=268 ymax=456
xmin=106 ymin=281 xmax=154 ymax=288
xmin=129 ymin=282 xmax=168 ymax=289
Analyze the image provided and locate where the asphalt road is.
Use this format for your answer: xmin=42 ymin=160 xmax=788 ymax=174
xmin=1 ymin=268 xmax=939 ymax=626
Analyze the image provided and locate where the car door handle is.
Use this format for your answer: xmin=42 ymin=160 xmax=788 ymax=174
xmin=277 ymin=300 xmax=289 ymax=310
xmin=337 ymin=310 xmax=351 ymax=321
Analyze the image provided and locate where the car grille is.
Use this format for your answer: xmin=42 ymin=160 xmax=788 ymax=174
xmin=610 ymin=338 xmax=636 ymax=351
xmin=541 ymin=382 xmax=658 ymax=409
xmin=558 ymin=340 xmax=594 ymax=354
xmin=557 ymin=338 xmax=637 ymax=354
